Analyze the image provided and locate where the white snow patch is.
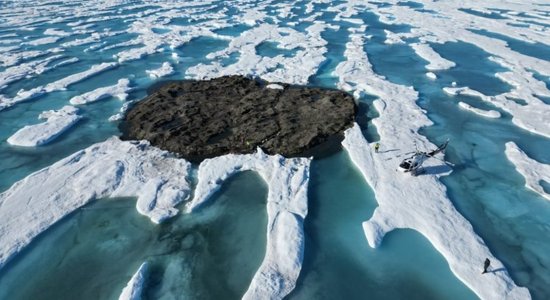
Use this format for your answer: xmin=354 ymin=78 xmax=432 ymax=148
xmin=187 ymin=148 xmax=310 ymax=300
xmin=7 ymin=105 xmax=81 ymax=147
xmin=70 ymin=79 xmax=131 ymax=105
xmin=426 ymin=72 xmax=437 ymax=80
xmin=0 ymin=138 xmax=191 ymax=269
xmin=458 ymin=101 xmax=501 ymax=118
xmin=505 ymin=142 xmax=550 ymax=201
xmin=119 ymin=262 xmax=148 ymax=300
xmin=266 ymin=83 xmax=284 ymax=90
xmin=146 ymin=62 xmax=174 ymax=79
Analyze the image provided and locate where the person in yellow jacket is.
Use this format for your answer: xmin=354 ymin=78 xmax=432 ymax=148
xmin=374 ymin=142 xmax=380 ymax=153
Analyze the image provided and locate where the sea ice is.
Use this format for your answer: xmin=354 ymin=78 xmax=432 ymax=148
xmin=7 ymin=105 xmax=82 ymax=147
xmin=410 ymin=42 xmax=456 ymax=70
xmin=187 ymin=148 xmax=311 ymax=300
xmin=505 ymin=142 xmax=550 ymax=201
xmin=119 ymin=262 xmax=148 ymax=300
xmin=24 ymin=36 xmax=60 ymax=46
xmin=146 ymin=62 xmax=174 ymax=79
xmin=70 ymin=79 xmax=131 ymax=105
xmin=458 ymin=101 xmax=501 ymax=118
xmin=0 ymin=54 xmax=66 ymax=93
xmin=335 ymin=31 xmax=530 ymax=299
xmin=362 ymin=0 xmax=550 ymax=138
xmin=383 ymin=29 xmax=404 ymax=44
xmin=44 ymin=28 xmax=71 ymax=37
xmin=0 ymin=138 xmax=192 ymax=269
xmin=444 ymin=83 xmax=550 ymax=138
xmin=1 ymin=62 xmax=117 ymax=111
xmin=187 ymin=23 xmax=328 ymax=85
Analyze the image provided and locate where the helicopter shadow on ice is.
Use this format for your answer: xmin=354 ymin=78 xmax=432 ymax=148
xmin=416 ymin=163 xmax=453 ymax=176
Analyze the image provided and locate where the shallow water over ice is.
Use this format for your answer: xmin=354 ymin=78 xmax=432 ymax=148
xmin=360 ymin=20 xmax=550 ymax=299
xmin=288 ymin=151 xmax=477 ymax=300
xmin=0 ymin=172 xmax=268 ymax=300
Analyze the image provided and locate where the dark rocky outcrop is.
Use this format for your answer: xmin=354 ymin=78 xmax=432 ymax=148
xmin=121 ymin=75 xmax=356 ymax=162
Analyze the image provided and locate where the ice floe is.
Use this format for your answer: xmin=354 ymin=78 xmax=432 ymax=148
xmin=0 ymin=54 xmax=66 ymax=91
xmin=1 ymin=62 xmax=117 ymax=111
xmin=0 ymin=49 xmax=46 ymax=68
xmin=187 ymin=148 xmax=311 ymax=300
xmin=505 ymin=142 xmax=550 ymax=201
xmin=44 ymin=28 xmax=71 ymax=37
xmin=186 ymin=23 xmax=329 ymax=85
xmin=458 ymin=101 xmax=501 ymax=118
xmin=70 ymin=79 xmax=131 ymax=105
xmin=443 ymin=82 xmax=550 ymax=138
xmin=119 ymin=262 xmax=148 ymax=300
xmin=362 ymin=0 xmax=550 ymax=138
xmin=335 ymin=31 xmax=530 ymax=299
xmin=146 ymin=62 xmax=174 ymax=79
xmin=383 ymin=29 xmax=405 ymax=44
xmin=0 ymin=138 xmax=191 ymax=269
xmin=24 ymin=36 xmax=60 ymax=46
xmin=410 ymin=42 xmax=456 ymax=71
xmin=7 ymin=105 xmax=81 ymax=147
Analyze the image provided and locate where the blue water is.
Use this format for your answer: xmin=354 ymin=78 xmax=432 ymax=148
xmin=1 ymin=1 xmax=550 ymax=299
xmin=288 ymin=151 xmax=476 ymax=300
xmin=430 ymin=42 xmax=513 ymax=96
xmin=0 ymin=172 xmax=268 ymax=299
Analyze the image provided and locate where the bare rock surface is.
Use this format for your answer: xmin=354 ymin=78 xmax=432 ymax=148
xmin=122 ymin=75 xmax=356 ymax=161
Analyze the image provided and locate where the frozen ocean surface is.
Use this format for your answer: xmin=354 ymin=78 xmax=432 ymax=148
xmin=0 ymin=0 xmax=549 ymax=299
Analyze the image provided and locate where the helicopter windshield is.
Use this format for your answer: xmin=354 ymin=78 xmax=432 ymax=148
xmin=399 ymin=160 xmax=411 ymax=169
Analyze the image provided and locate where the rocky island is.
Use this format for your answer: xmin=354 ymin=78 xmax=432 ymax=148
xmin=121 ymin=75 xmax=356 ymax=161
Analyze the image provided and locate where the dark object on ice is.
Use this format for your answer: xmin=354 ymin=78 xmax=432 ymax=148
xmin=374 ymin=142 xmax=380 ymax=153
xmin=482 ymin=258 xmax=491 ymax=274
xmin=121 ymin=75 xmax=356 ymax=162
xmin=398 ymin=139 xmax=449 ymax=176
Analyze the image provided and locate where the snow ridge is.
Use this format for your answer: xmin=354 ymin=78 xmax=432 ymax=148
xmin=0 ymin=138 xmax=192 ymax=270
xmin=187 ymin=148 xmax=311 ymax=300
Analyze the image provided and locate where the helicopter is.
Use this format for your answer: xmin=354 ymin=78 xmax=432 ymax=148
xmin=398 ymin=139 xmax=450 ymax=176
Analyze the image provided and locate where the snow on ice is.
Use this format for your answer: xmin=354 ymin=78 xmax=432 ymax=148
xmin=7 ymin=105 xmax=82 ymax=147
xmin=70 ymin=79 xmax=131 ymax=105
xmin=505 ymin=142 xmax=550 ymax=201
xmin=0 ymin=138 xmax=192 ymax=269
xmin=187 ymin=148 xmax=311 ymax=300
xmin=335 ymin=30 xmax=530 ymax=299
xmin=119 ymin=262 xmax=148 ymax=300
